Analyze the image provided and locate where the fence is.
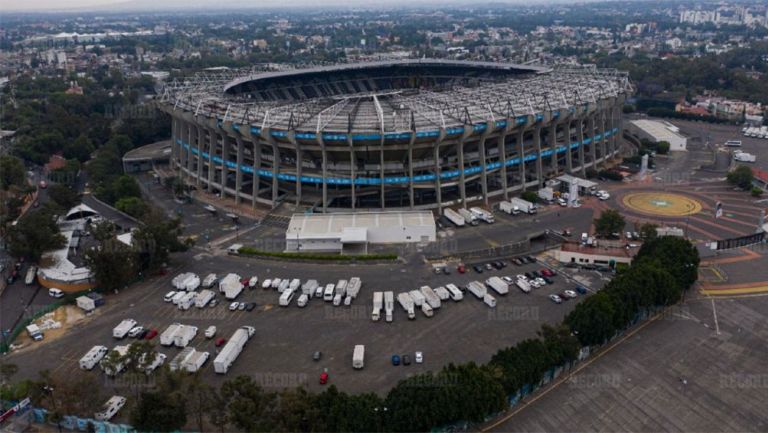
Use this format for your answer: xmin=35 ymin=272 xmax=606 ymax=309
xmin=0 ymin=301 xmax=65 ymax=354
xmin=30 ymin=408 xmax=133 ymax=433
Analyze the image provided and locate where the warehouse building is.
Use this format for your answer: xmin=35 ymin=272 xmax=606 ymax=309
xmin=628 ymin=119 xmax=687 ymax=151
xmin=285 ymin=211 xmax=436 ymax=253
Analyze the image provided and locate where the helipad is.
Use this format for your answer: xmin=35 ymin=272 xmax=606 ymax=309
xmin=622 ymin=192 xmax=702 ymax=217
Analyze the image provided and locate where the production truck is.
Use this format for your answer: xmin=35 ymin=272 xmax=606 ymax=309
xmin=510 ymin=197 xmax=537 ymax=214
xmin=384 ymin=291 xmax=394 ymax=322
xmin=434 ymin=286 xmax=450 ymax=301
xmin=160 ymin=323 xmax=181 ymax=346
xmin=466 ymin=281 xmax=487 ymax=299
xmin=112 ymin=319 xmax=137 ymax=339
xmin=344 ymin=277 xmax=362 ymax=305
xmin=397 ymin=292 xmax=416 ymax=319
xmin=213 ymin=326 xmax=255 ymax=374
xmin=352 ymin=345 xmax=365 ymax=369
xmin=408 ymin=289 xmax=426 ymax=307
xmin=371 ymin=292 xmax=383 ymax=321
xmin=443 ymin=208 xmax=466 ymax=227
xmin=173 ymin=325 xmax=198 ymax=347
xmin=170 ymin=347 xmax=209 ymax=373
xmin=335 ymin=280 xmax=348 ymax=297
xmin=516 ymin=278 xmax=532 ymax=294
xmin=499 ymin=201 xmax=520 ymax=215
xmin=279 ymin=289 xmax=295 ymax=307
xmin=79 ymin=346 xmax=108 ymax=370
xmin=195 ymin=290 xmax=215 ymax=308
xmin=219 ymin=273 xmax=243 ymax=300
xmin=177 ymin=292 xmax=196 ymax=311
xmin=301 ymin=280 xmax=319 ymax=296
xmin=483 ymin=294 xmax=497 ymax=308
xmin=538 ymin=187 xmax=555 ymax=202
xmin=470 ymin=207 xmax=494 ymax=224
xmin=485 ymin=276 xmax=509 ymax=295
xmin=202 ymin=273 xmax=218 ymax=289
xmin=445 ymin=283 xmax=464 ymax=301
xmin=420 ymin=286 xmax=441 ymax=309
xmin=458 ymin=208 xmax=479 ymax=226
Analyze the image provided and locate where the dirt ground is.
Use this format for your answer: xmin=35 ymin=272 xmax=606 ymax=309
xmin=12 ymin=306 xmax=96 ymax=352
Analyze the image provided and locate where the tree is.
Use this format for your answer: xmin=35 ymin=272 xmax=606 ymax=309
xmin=750 ymin=186 xmax=763 ymax=197
xmin=655 ymin=140 xmax=670 ymax=154
xmin=221 ymin=376 xmax=279 ymax=431
xmin=594 ymin=209 xmax=625 ymax=238
xmin=110 ymin=175 xmax=142 ymax=202
xmin=0 ymin=363 xmax=18 ymax=385
xmin=130 ymin=391 xmax=187 ymax=432
xmin=133 ymin=208 xmax=187 ymax=270
xmin=638 ymin=222 xmax=659 ymax=240
xmin=727 ymin=165 xmax=754 ymax=190
xmin=83 ymin=239 xmax=139 ymax=292
xmin=0 ymin=155 xmax=26 ymax=191
xmin=47 ymin=184 xmax=81 ymax=211
xmin=565 ymin=291 xmax=619 ymax=346
xmin=635 ymin=236 xmax=700 ymax=290
xmin=521 ymin=191 xmax=539 ymax=203
xmin=63 ymin=134 xmax=94 ymax=162
xmin=6 ymin=208 xmax=66 ymax=261
xmin=115 ymin=196 xmax=148 ymax=218
xmin=187 ymin=373 xmax=216 ymax=433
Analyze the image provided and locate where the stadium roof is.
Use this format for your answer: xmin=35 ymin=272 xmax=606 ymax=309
xmin=286 ymin=211 xmax=435 ymax=241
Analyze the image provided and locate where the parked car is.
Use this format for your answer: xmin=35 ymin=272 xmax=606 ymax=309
xmin=484 ymin=263 xmax=494 ymax=271
xmin=48 ymin=288 xmax=64 ymax=298
xmin=229 ymin=302 xmax=239 ymax=311
xmin=502 ymin=276 xmax=514 ymax=284
xmin=137 ymin=329 xmax=149 ymax=339
xmin=144 ymin=329 xmax=158 ymax=340
xmin=238 ymin=302 xmax=246 ymax=311
xmin=402 ymin=354 xmax=411 ymax=366
xmin=319 ymin=371 xmax=329 ymax=385
xmin=549 ymin=294 xmax=563 ymax=304
xmin=543 ymin=276 xmax=554 ymax=285
xmin=473 ymin=265 xmax=484 ymax=274
xmin=442 ymin=267 xmax=451 ymax=275
xmin=209 ymin=299 xmax=218 ymax=308
xmin=524 ymin=272 xmax=534 ymax=280
xmin=391 ymin=355 xmax=401 ymax=366
xmin=215 ymin=338 xmax=227 ymax=347
xmin=128 ymin=326 xmax=145 ymax=338
xmin=205 ymin=326 xmax=217 ymax=339
xmin=313 ymin=351 xmax=322 ymax=361
xmin=245 ymin=303 xmax=256 ymax=312
xmin=492 ymin=261 xmax=503 ymax=270
xmin=164 ymin=291 xmax=177 ymax=302
xmin=457 ymin=264 xmax=466 ymax=274
xmin=576 ymin=286 xmax=588 ymax=295
xmin=415 ymin=351 xmax=423 ymax=364
xmin=563 ymin=290 xmax=578 ymax=299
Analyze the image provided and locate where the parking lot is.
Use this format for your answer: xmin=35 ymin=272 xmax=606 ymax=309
xmin=5 ymin=250 xmax=605 ymax=395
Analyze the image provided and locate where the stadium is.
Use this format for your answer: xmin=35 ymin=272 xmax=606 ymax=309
xmin=158 ymin=59 xmax=632 ymax=211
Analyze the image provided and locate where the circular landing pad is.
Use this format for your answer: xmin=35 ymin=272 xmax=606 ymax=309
xmin=622 ymin=192 xmax=703 ymax=217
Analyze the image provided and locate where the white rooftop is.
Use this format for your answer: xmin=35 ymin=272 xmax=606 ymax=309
xmin=555 ymin=174 xmax=598 ymax=189
xmin=287 ymin=211 xmax=435 ymax=240
xmin=630 ymin=119 xmax=686 ymax=142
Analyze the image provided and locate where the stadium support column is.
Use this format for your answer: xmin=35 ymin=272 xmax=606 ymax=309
xmin=317 ymin=135 xmax=328 ymax=213
xmin=599 ymin=109 xmax=607 ymax=163
xmin=252 ymin=140 xmax=262 ymax=209
xmin=347 ymin=135 xmax=356 ymax=210
xmin=171 ymin=118 xmax=179 ymax=169
xmin=289 ymin=132 xmax=302 ymax=207
xmin=517 ymin=128 xmax=526 ymax=192
xmin=534 ymin=126 xmax=543 ymax=189
xmin=565 ymin=120 xmax=573 ymax=173
xmin=220 ymin=135 xmax=230 ymax=199
xmin=379 ymin=136 xmax=385 ymax=209
xmin=408 ymin=133 xmax=415 ymax=209
xmin=588 ymin=115 xmax=597 ymax=168
xmin=235 ymin=135 xmax=244 ymax=205
xmin=479 ymin=125 xmax=491 ymax=205
xmin=549 ymin=120 xmax=558 ymax=176
xmin=435 ymin=129 xmax=446 ymax=211
xmin=186 ymin=123 xmax=194 ymax=178
xmin=457 ymin=128 xmax=472 ymax=207
xmin=577 ymin=118 xmax=586 ymax=177
xmin=195 ymin=126 xmax=203 ymax=188
xmin=206 ymin=128 xmax=215 ymax=189
xmin=261 ymin=129 xmax=280 ymax=209
xmin=499 ymin=123 xmax=511 ymax=200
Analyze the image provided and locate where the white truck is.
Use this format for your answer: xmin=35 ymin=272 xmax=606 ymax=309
xmin=434 ymin=286 xmax=450 ymax=301
xmin=138 ymin=352 xmax=166 ymax=375
xmin=177 ymin=292 xmax=196 ymax=310
xmin=371 ymin=291 xmax=383 ymax=321
xmin=458 ymin=208 xmax=479 ymax=226
xmin=443 ymin=208 xmax=466 ymax=227
xmin=213 ymin=326 xmax=255 ymax=374
xmin=538 ymin=187 xmax=555 ymax=202
xmin=279 ymin=289 xmax=295 ymax=307
xmin=94 ymin=396 xmax=126 ymax=422
xmin=333 ymin=293 xmax=343 ymax=306
xmin=733 ymin=151 xmax=756 ymax=162
xmin=202 ymin=273 xmax=218 ymax=289
xmin=397 ymin=292 xmax=416 ymax=320
xmin=301 ymin=280 xmax=319 ymax=296
xmin=271 ymin=278 xmax=282 ymax=289
xmin=79 ymin=345 xmax=108 ymax=370
xmin=278 ymin=279 xmax=290 ymax=293
xmin=470 ymin=207 xmax=494 ymax=224
xmin=335 ymin=280 xmax=348 ymax=297
xmin=445 ymin=283 xmax=464 ymax=301
xmin=516 ymin=278 xmax=532 ymax=294
xmin=499 ymin=201 xmax=520 ymax=215
xmin=169 ymin=347 xmax=209 ymax=373
xmin=195 ymin=290 xmax=215 ymax=308
xmin=467 ymin=281 xmax=487 ymax=299
xmin=421 ymin=303 xmax=434 ymax=317
xmin=408 ymin=289 xmax=426 ymax=307
xmin=323 ymin=284 xmax=336 ymax=301
xmin=352 ymin=345 xmax=365 ymax=369
xmin=171 ymin=291 xmax=186 ymax=305
xmin=483 ymin=293 xmax=497 ymax=308
xmin=219 ymin=273 xmax=243 ymax=300
xmin=485 ymin=276 xmax=509 ymax=295
xmin=25 ymin=266 xmax=37 ymax=285
xmin=420 ymin=286 xmax=441 ymax=309
xmin=510 ymin=197 xmax=537 ymax=214
xmin=173 ymin=325 xmax=198 ymax=348
xmin=384 ymin=291 xmax=394 ymax=322
xmin=344 ymin=277 xmax=362 ymax=305
xmin=172 ymin=273 xmax=200 ymax=291
xmin=297 ymin=293 xmax=309 ymax=307
xmin=160 ymin=323 xmax=181 ymax=346
xmin=112 ymin=319 xmax=137 ymax=339
xmin=288 ymin=278 xmax=301 ymax=293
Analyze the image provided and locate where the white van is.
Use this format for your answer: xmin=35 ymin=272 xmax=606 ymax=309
xmin=271 ymin=278 xmax=282 ymax=289
xmin=333 ymin=293 xmax=343 ymax=306
xmin=352 ymin=345 xmax=365 ymax=369
xmin=279 ymin=290 xmax=295 ymax=307
xmin=297 ymin=293 xmax=309 ymax=308
xmin=48 ymin=288 xmax=64 ymax=298
xmin=323 ymin=284 xmax=335 ymax=301
xmin=314 ymin=284 xmax=324 ymax=298
xmin=164 ymin=291 xmax=177 ymax=302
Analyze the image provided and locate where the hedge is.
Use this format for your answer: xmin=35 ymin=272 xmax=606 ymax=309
xmin=237 ymin=246 xmax=398 ymax=262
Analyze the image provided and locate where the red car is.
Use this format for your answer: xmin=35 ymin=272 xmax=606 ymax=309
xmin=541 ymin=268 xmax=556 ymax=277
xmin=319 ymin=371 xmax=329 ymax=385
xmin=240 ymin=278 xmax=250 ymax=286
xmin=457 ymin=264 xmax=466 ymax=274
xmin=144 ymin=329 xmax=158 ymax=340
xmin=215 ymin=338 xmax=227 ymax=347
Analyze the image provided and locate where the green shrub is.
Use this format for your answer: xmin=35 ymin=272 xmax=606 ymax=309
xmin=237 ymin=247 xmax=397 ymax=261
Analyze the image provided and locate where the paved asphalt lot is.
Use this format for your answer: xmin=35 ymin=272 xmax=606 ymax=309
xmin=4 ymin=250 xmax=605 ymax=395
xmin=485 ymin=293 xmax=768 ymax=432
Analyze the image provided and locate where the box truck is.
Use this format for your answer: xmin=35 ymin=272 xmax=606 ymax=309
xmin=485 ymin=276 xmax=509 ymax=295
xmin=510 ymin=197 xmax=537 ymax=214
xmin=213 ymin=326 xmax=255 ymax=374
xmin=397 ymin=292 xmax=416 ymax=320
xmin=420 ymin=286 xmax=441 ymax=309
xmin=384 ymin=291 xmax=394 ymax=322
xmin=343 ymin=277 xmax=362 ymax=305
xmin=371 ymin=291 xmax=383 ymax=321
xmin=195 ymin=290 xmax=215 ymax=308
xmin=516 ymin=278 xmax=532 ymax=294
xmin=408 ymin=289 xmax=426 ymax=307
xmin=160 ymin=323 xmax=181 ymax=346
xmin=421 ymin=303 xmax=434 ymax=318
xmin=202 ymin=273 xmax=218 ymax=288
xmin=335 ymin=280 xmax=348 ymax=297
xmin=434 ymin=286 xmax=450 ymax=301
xmin=301 ymin=280 xmax=319 ymax=296
xmin=112 ymin=319 xmax=137 ymax=339
xmin=499 ymin=201 xmax=520 ymax=215
xmin=177 ymin=292 xmax=196 ymax=310
xmin=352 ymin=345 xmax=365 ymax=369
xmin=470 ymin=207 xmax=494 ymax=224
xmin=458 ymin=208 xmax=479 ymax=226
xmin=466 ymin=281 xmax=487 ymax=299
xmin=483 ymin=293 xmax=497 ymax=308
xmin=445 ymin=283 xmax=464 ymax=301
xmin=76 ymin=296 xmax=97 ymax=312
xmin=443 ymin=208 xmax=466 ymax=227
xmin=79 ymin=345 xmax=108 ymax=370
xmin=219 ymin=273 xmax=243 ymax=300
xmin=173 ymin=325 xmax=198 ymax=347
xmin=279 ymin=289 xmax=295 ymax=307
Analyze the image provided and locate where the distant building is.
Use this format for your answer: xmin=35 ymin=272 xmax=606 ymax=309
xmin=553 ymin=242 xmax=639 ymax=267
xmin=628 ymin=119 xmax=687 ymax=151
